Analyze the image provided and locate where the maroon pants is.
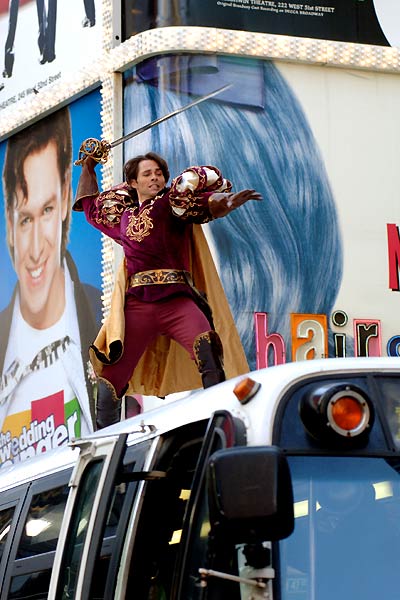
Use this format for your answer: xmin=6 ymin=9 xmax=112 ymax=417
xmin=101 ymin=294 xmax=212 ymax=396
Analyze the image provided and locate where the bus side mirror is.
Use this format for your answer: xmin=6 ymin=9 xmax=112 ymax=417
xmin=207 ymin=446 xmax=294 ymax=543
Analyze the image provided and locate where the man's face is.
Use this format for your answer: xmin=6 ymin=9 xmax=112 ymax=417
xmin=129 ymin=159 xmax=166 ymax=203
xmin=7 ymin=142 xmax=69 ymax=329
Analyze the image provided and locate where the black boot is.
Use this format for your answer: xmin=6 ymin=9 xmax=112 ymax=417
xmin=96 ymin=377 xmax=124 ymax=430
xmin=193 ymin=331 xmax=226 ymax=388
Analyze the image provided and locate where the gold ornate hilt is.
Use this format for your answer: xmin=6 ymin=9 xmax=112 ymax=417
xmin=74 ymin=138 xmax=111 ymax=166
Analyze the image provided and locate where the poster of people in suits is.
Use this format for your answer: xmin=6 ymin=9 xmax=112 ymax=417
xmin=0 ymin=0 xmax=100 ymax=112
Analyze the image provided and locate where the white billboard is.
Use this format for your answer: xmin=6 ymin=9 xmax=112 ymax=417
xmin=0 ymin=0 xmax=101 ymax=114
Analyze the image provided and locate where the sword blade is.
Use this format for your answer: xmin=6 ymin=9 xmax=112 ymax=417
xmin=109 ymin=84 xmax=232 ymax=148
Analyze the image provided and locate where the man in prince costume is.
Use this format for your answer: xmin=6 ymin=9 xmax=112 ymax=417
xmin=75 ymin=150 xmax=261 ymax=428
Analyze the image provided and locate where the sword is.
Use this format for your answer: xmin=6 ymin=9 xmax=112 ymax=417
xmin=74 ymin=84 xmax=232 ymax=166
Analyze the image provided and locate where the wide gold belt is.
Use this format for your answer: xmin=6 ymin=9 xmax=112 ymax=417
xmin=128 ymin=269 xmax=190 ymax=288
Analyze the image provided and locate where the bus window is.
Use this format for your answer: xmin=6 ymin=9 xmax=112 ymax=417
xmin=0 ymin=507 xmax=15 ymax=563
xmin=57 ymin=459 xmax=103 ymax=598
xmin=173 ymin=412 xmax=247 ymax=599
xmin=2 ymin=471 xmax=71 ymax=600
xmin=89 ymin=482 xmax=128 ymax=598
xmin=123 ymin=420 xmax=210 ymax=598
xmin=279 ymin=456 xmax=400 ymax=600
xmin=89 ymin=442 xmax=151 ymax=599
xmin=16 ymin=485 xmax=70 ymax=559
xmin=49 ymin=434 xmax=150 ymax=600
xmin=122 ymin=413 xmax=246 ymax=599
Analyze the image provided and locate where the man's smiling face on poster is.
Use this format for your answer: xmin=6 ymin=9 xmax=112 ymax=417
xmin=7 ymin=141 xmax=68 ymax=329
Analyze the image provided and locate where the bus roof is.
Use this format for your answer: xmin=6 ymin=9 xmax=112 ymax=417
xmin=0 ymin=357 xmax=399 ymax=490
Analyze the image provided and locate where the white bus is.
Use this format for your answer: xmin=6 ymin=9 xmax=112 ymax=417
xmin=1 ymin=356 xmax=400 ymax=599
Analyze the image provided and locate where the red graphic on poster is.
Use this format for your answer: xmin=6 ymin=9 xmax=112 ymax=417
xmin=0 ymin=391 xmax=81 ymax=466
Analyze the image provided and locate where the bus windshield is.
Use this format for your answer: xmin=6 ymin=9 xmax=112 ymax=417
xmin=280 ymin=456 xmax=400 ymax=600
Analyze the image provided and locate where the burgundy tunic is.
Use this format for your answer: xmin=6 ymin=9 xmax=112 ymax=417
xmin=74 ymin=165 xmax=230 ymax=302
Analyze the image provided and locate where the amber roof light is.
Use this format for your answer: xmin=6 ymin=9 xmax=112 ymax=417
xmin=327 ymin=390 xmax=370 ymax=437
xmin=233 ymin=377 xmax=261 ymax=405
xmin=299 ymin=382 xmax=374 ymax=445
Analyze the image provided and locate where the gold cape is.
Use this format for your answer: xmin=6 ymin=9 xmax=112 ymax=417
xmin=89 ymin=225 xmax=249 ymax=397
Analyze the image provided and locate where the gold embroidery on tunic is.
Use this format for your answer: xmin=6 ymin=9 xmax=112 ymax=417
xmin=126 ymin=202 xmax=155 ymax=242
xmin=169 ymin=193 xmax=212 ymax=222
xmin=95 ymin=191 xmax=130 ymax=228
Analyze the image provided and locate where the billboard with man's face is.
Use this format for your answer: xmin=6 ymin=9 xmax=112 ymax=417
xmin=0 ymin=89 xmax=102 ymax=466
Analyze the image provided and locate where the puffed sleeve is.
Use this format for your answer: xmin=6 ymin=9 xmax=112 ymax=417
xmin=73 ymin=158 xmax=135 ymax=242
xmin=169 ymin=165 xmax=232 ymax=223
xmin=77 ymin=183 xmax=134 ymax=243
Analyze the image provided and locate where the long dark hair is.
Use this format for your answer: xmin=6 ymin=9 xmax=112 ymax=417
xmin=124 ymin=57 xmax=343 ymax=367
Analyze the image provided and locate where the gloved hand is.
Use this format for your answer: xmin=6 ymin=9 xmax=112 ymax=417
xmin=209 ymin=189 xmax=262 ymax=218
xmin=74 ymin=137 xmax=111 ymax=166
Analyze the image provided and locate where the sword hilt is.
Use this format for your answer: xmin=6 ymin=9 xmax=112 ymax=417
xmin=74 ymin=138 xmax=111 ymax=166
